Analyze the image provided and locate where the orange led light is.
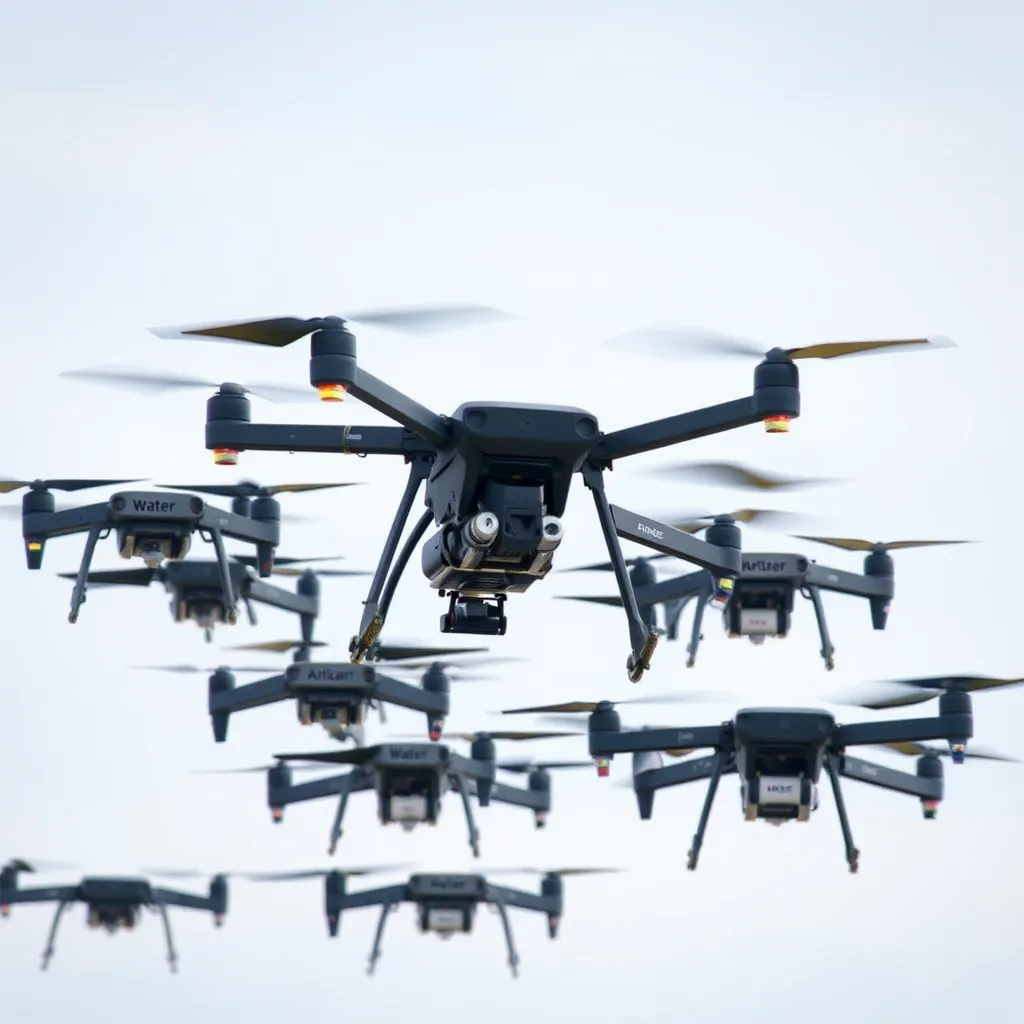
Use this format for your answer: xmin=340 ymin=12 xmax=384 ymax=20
xmin=271 ymin=807 xmax=283 ymax=822
xmin=26 ymin=541 xmax=42 ymax=552
xmin=317 ymin=383 xmax=348 ymax=403
xmin=213 ymin=448 xmax=239 ymax=466
xmin=595 ymin=757 xmax=611 ymax=778
xmin=764 ymin=415 xmax=791 ymax=434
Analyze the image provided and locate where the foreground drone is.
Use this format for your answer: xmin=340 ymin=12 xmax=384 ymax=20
xmin=504 ymin=673 xmax=1020 ymax=873
xmin=140 ymin=643 xmax=515 ymax=744
xmin=229 ymin=731 xmax=585 ymax=856
xmin=0 ymin=859 xmax=228 ymax=972
xmin=248 ymin=866 xmax=617 ymax=977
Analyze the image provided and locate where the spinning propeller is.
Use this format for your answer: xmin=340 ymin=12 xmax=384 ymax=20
xmin=645 ymin=460 xmax=837 ymax=491
xmin=793 ymin=535 xmax=971 ymax=553
xmin=229 ymin=554 xmax=372 ymax=579
xmin=241 ymin=865 xmax=411 ymax=882
xmin=0 ymin=477 xmax=141 ymax=495
xmin=874 ymin=741 xmax=1019 ymax=763
xmin=836 ymin=674 xmax=1024 ymax=710
xmin=607 ymin=326 xmax=956 ymax=362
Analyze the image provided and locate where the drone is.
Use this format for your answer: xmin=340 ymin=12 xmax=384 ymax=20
xmin=246 ymin=865 xmax=619 ymax=977
xmin=560 ymin=459 xmax=969 ymax=669
xmin=0 ymin=859 xmax=228 ymax=972
xmin=502 ymin=672 xmax=1021 ymax=873
xmin=138 ymin=642 xmax=518 ymax=744
xmin=225 ymin=730 xmax=587 ymax=856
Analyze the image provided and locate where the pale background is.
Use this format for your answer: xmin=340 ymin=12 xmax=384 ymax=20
xmin=1 ymin=2 xmax=1020 ymax=1022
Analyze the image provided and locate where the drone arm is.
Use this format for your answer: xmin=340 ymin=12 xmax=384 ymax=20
xmin=67 ymin=524 xmax=106 ymax=624
xmin=805 ymin=562 xmax=891 ymax=600
xmin=488 ymin=780 xmax=547 ymax=812
xmin=150 ymin=888 xmax=211 ymax=913
xmin=835 ymin=714 xmax=973 ymax=749
xmin=610 ymin=505 xmax=742 ymax=576
xmin=589 ymin=724 xmax=725 ymax=757
xmin=580 ymin=464 xmax=657 ymax=680
xmin=39 ymin=898 xmax=73 ymax=971
xmin=210 ymin=674 xmax=291 ymax=715
xmin=271 ymin=771 xmax=357 ymax=810
xmin=635 ymin=753 xmax=734 ymax=795
xmin=245 ymin=577 xmax=317 ymax=616
xmin=153 ymin=901 xmax=179 ymax=973
xmin=802 ymin=584 xmax=835 ymax=671
xmin=197 ymin=506 xmax=279 ymax=549
xmin=205 ymin=420 xmax=419 ymax=457
xmin=597 ymin=396 xmax=770 ymax=462
xmin=371 ymin=674 xmax=448 ymax=716
xmin=636 ymin=569 xmax=712 ymax=608
xmin=486 ymin=884 xmax=547 ymax=914
xmin=451 ymin=773 xmax=482 ymax=857
xmin=686 ymin=590 xmax=710 ymax=668
xmin=839 ymin=754 xmax=941 ymax=800
xmin=23 ymin=503 xmax=110 ymax=541
xmin=350 ymin=457 xmax=433 ymax=663
xmin=346 ymin=367 xmax=450 ymax=448
xmin=339 ymin=884 xmax=409 ymax=912
xmin=2 ymin=885 xmax=78 ymax=906
xmin=366 ymin=900 xmax=394 ymax=977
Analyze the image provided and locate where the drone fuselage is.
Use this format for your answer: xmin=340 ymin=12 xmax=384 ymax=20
xmin=410 ymin=874 xmax=485 ymax=936
xmin=371 ymin=745 xmax=452 ymax=829
xmin=285 ymin=664 xmax=375 ymax=729
xmin=79 ymin=878 xmax=153 ymax=931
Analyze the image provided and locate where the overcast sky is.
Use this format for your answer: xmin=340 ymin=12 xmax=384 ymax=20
xmin=1 ymin=2 xmax=1020 ymax=1022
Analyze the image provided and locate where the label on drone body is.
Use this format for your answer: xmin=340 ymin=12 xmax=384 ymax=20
xmin=738 ymin=609 xmax=778 ymax=634
xmin=289 ymin=663 xmax=366 ymax=689
xmin=740 ymin=554 xmax=801 ymax=577
xmin=758 ymin=777 xmax=802 ymax=804
xmin=111 ymin=492 xmax=197 ymax=520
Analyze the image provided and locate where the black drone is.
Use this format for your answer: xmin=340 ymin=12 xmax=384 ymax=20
xmin=0 ymin=859 xmax=228 ymax=972
xmin=68 ymin=309 xmax=953 ymax=679
xmin=218 ymin=730 xmax=587 ymax=856
xmin=503 ymin=672 xmax=1021 ymax=873
xmin=561 ymin=461 xmax=969 ymax=670
xmin=247 ymin=865 xmax=618 ymax=978
xmin=139 ymin=640 xmax=516 ymax=745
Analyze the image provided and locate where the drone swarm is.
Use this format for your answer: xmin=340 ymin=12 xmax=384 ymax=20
xmin=5 ymin=308 xmax=1012 ymax=979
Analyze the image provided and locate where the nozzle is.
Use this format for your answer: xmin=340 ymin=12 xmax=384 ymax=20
xmin=763 ymin=415 xmax=791 ymax=434
xmin=317 ymin=383 xmax=347 ymax=402
xmin=594 ymin=756 xmax=611 ymax=778
xmin=213 ymin=448 xmax=239 ymax=466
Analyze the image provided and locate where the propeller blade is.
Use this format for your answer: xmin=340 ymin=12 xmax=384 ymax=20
xmin=501 ymin=692 xmax=716 ymax=715
xmin=231 ymin=555 xmax=347 ymax=569
xmin=2 ymin=857 xmax=78 ymax=873
xmin=160 ymin=482 xmax=360 ymax=499
xmin=484 ymin=867 xmax=622 ymax=877
xmin=272 ymin=749 xmax=374 ymax=765
xmin=672 ymin=508 xmax=808 ymax=534
xmin=785 ymin=337 xmax=957 ymax=360
xmin=141 ymin=867 xmax=211 ymax=879
xmin=607 ymin=326 xmax=765 ymax=359
xmin=227 ymin=640 xmax=328 ymax=653
xmin=133 ymin=664 xmax=278 ymax=675
xmin=58 ymin=568 xmax=158 ymax=586
xmin=444 ymin=730 xmax=581 ymax=742
xmin=60 ymin=366 xmax=320 ymax=403
xmin=555 ymin=595 xmax=624 ymax=608
xmin=649 ymin=460 xmax=836 ymax=492
xmin=151 ymin=306 xmax=515 ymax=347
xmin=0 ymin=477 xmax=141 ymax=495
xmin=386 ymin=655 xmax=523 ymax=672
xmin=371 ymin=643 xmax=492 ymax=662
xmin=192 ymin=763 xmax=330 ymax=775
xmin=270 ymin=567 xmax=373 ymax=578
xmin=876 ymin=741 xmax=1020 ymax=762
xmin=793 ymin=534 xmax=971 ymax=552
xmin=839 ymin=675 xmax=1024 ymax=710
xmin=0 ymin=502 xmax=76 ymax=517
xmin=242 ymin=864 xmax=412 ymax=882
xmin=497 ymin=760 xmax=593 ymax=773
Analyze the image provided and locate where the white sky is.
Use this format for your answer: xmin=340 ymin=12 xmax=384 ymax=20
xmin=1 ymin=2 xmax=1020 ymax=1022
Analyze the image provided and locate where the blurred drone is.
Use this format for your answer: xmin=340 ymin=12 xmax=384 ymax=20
xmin=138 ymin=642 xmax=519 ymax=745
xmin=248 ymin=865 xmax=618 ymax=977
xmin=503 ymin=673 xmax=1017 ymax=873
xmin=95 ymin=308 xmax=929 ymax=683
xmin=222 ymin=730 xmax=586 ymax=857
xmin=561 ymin=460 xmax=969 ymax=670
xmin=58 ymin=551 xmax=366 ymax=642
xmin=0 ymin=859 xmax=228 ymax=972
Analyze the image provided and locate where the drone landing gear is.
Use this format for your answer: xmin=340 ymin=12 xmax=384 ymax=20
xmin=155 ymin=901 xmax=180 ymax=972
xmin=825 ymin=753 xmax=860 ymax=873
xmin=455 ymin=775 xmax=482 ymax=857
xmin=441 ymin=593 xmax=506 ymax=636
xmin=493 ymin=896 xmax=521 ymax=978
xmin=39 ymin=899 xmax=71 ymax=970
xmin=581 ymin=464 xmax=659 ymax=683
xmin=327 ymin=772 xmax=358 ymax=856
xmin=686 ymin=752 xmax=727 ymax=871
xmin=367 ymin=901 xmax=395 ymax=976
xmin=804 ymin=585 xmax=836 ymax=671
xmin=686 ymin=593 xmax=710 ymax=668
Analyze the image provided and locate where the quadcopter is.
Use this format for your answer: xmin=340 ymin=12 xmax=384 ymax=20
xmin=0 ymin=859 xmax=228 ymax=972
xmin=560 ymin=460 xmax=969 ymax=670
xmin=502 ymin=672 xmax=1020 ymax=873
xmin=221 ymin=730 xmax=587 ymax=856
xmin=138 ymin=641 xmax=518 ymax=744
xmin=70 ymin=311 xmax=948 ymax=681
xmin=247 ymin=865 xmax=618 ymax=977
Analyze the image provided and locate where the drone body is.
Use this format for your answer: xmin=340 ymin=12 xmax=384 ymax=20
xmin=0 ymin=861 xmax=227 ymax=972
xmin=265 ymin=734 xmax=582 ymax=856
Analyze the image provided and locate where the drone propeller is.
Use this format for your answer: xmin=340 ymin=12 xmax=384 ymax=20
xmin=483 ymin=867 xmax=622 ymax=877
xmin=874 ymin=741 xmax=1019 ymax=763
xmin=158 ymin=481 xmax=361 ymax=499
xmin=2 ymin=857 xmax=78 ymax=874
xmin=386 ymin=654 xmax=523 ymax=676
xmin=501 ymin=692 xmax=722 ymax=716
xmin=227 ymin=639 xmax=328 ymax=654
xmin=673 ymin=508 xmax=808 ymax=534
xmin=560 ymin=554 xmax=675 ymax=573
xmin=192 ymin=761 xmax=333 ymax=775
xmin=606 ymin=326 xmax=956 ymax=363
xmin=141 ymin=867 xmax=235 ymax=879
xmin=792 ymin=534 xmax=972 ymax=553
xmin=367 ymin=642 xmax=494 ymax=663
xmin=58 ymin=567 xmax=159 ymax=586
xmin=229 ymin=554 xmax=371 ymax=579
xmin=150 ymin=306 xmax=516 ymax=347
xmin=836 ymin=674 xmax=1024 ymax=710
xmin=58 ymin=366 xmax=328 ymax=404
xmin=0 ymin=477 xmax=141 ymax=495
xmin=271 ymin=748 xmax=377 ymax=766
xmin=242 ymin=864 xmax=412 ymax=882
xmin=496 ymin=759 xmax=593 ymax=773
xmin=647 ymin=460 xmax=838 ymax=492
xmin=133 ymin=664 xmax=280 ymax=675
xmin=442 ymin=729 xmax=582 ymax=742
